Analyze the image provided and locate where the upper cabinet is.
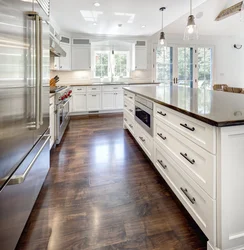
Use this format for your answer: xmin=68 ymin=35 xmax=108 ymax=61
xmin=59 ymin=36 xmax=71 ymax=71
xmin=135 ymin=41 xmax=147 ymax=70
xmin=72 ymin=39 xmax=91 ymax=71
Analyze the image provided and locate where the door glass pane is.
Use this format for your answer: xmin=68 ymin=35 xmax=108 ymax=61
xmin=177 ymin=47 xmax=193 ymax=87
xmin=156 ymin=46 xmax=173 ymax=85
xmin=198 ymin=48 xmax=213 ymax=90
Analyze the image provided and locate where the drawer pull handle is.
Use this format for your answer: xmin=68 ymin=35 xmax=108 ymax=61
xmin=92 ymin=95 xmax=97 ymax=97
xmin=180 ymin=123 xmax=195 ymax=132
xmin=180 ymin=153 xmax=195 ymax=165
xmin=129 ymin=124 xmax=133 ymax=129
xmin=92 ymin=88 xmax=97 ymax=90
xmin=129 ymin=97 xmax=133 ymax=99
xmin=129 ymin=109 xmax=133 ymax=113
xmin=157 ymin=160 xmax=167 ymax=169
xmin=114 ymin=88 xmax=118 ymax=89
xmin=139 ymin=136 xmax=145 ymax=142
xmin=124 ymin=94 xmax=128 ymax=96
xmin=180 ymin=188 xmax=196 ymax=204
xmin=124 ymin=118 xmax=128 ymax=122
xmin=157 ymin=111 xmax=166 ymax=117
xmin=124 ymin=105 xmax=127 ymax=107
xmin=157 ymin=133 xmax=167 ymax=140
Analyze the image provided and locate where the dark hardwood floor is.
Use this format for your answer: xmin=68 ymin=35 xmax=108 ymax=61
xmin=16 ymin=114 xmax=207 ymax=250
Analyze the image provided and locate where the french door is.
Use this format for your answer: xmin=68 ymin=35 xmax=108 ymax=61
xmin=155 ymin=44 xmax=213 ymax=89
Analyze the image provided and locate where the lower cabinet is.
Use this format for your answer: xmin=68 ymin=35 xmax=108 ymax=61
xmin=49 ymin=96 xmax=55 ymax=149
xmin=102 ymin=91 xmax=124 ymax=110
xmin=73 ymin=93 xmax=87 ymax=112
xmin=87 ymin=92 xmax=101 ymax=111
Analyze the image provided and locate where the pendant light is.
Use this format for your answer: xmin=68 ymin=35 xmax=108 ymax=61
xmin=240 ymin=1 xmax=244 ymax=22
xmin=159 ymin=7 xmax=166 ymax=46
xmin=184 ymin=0 xmax=199 ymax=40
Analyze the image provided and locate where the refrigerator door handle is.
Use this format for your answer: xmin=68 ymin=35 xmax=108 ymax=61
xmin=39 ymin=16 xmax=43 ymax=126
xmin=35 ymin=13 xmax=40 ymax=129
xmin=4 ymin=136 xmax=50 ymax=186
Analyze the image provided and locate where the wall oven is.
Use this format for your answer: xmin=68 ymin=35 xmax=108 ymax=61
xmin=135 ymin=95 xmax=154 ymax=136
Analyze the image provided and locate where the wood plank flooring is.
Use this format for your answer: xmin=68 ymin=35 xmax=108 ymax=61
xmin=16 ymin=114 xmax=207 ymax=250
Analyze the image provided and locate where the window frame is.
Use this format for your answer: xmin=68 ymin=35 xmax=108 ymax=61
xmin=113 ymin=51 xmax=130 ymax=78
xmin=93 ymin=50 xmax=110 ymax=78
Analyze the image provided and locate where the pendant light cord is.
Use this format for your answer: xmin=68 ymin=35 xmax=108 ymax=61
xmin=190 ymin=0 xmax=192 ymax=15
xmin=162 ymin=10 xmax=164 ymax=31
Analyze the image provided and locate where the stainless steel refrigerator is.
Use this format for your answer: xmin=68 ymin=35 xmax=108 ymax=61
xmin=0 ymin=1 xmax=50 ymax=249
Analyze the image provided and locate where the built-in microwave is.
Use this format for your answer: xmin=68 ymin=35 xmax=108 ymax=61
xmin=135 ymin=95 xmax=154 ymax=136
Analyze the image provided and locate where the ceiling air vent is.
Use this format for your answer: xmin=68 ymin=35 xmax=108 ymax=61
xmin=73 ymin=39 xmax=90 ymax=45
xmin=60 ymin=36 xmax=70 ymax=44
xmin=37 ymin=0 xmax=50 ymax=16
xmin=136 ymin=41 xmax=146 ymax=47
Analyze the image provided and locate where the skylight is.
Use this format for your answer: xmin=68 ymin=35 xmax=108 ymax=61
xmin=80 ymin=10 xmax=103 ymax=22
xmin=114 ymin=12 xmax=135 ymax=24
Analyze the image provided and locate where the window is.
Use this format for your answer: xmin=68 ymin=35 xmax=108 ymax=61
xmin=156 ymin=46 xmax=173 ymax=84
xmin=197 ymin=47 xmax=213 ymax=90
xmin=94 ymin=51 xmax=109 ymax=78
xmin=154 ymin=45 xmax=213 ymax=89
xmin=114 ymin=51 xmax=129 ymax=77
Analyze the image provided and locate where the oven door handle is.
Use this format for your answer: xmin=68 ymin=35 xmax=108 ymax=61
xmin=59 ymin=99 xmax=70 ymax=109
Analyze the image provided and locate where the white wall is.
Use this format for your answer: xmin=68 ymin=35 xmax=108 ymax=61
xmin=150 ymin=32 xmax=244 ymax=88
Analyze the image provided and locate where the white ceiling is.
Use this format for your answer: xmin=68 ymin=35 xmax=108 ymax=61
xmin=164 ymin=0 xmax=244 ymax=36
xmin=50 ymin=0 xmax=207 ymax=36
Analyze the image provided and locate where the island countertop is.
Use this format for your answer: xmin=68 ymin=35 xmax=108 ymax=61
xmin=123 ymin=85 xmax=244 ymax=127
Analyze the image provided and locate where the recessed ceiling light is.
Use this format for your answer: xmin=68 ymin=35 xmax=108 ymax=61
xmin=141 ymin=25 xmax=146 ymax=28
xmin=94 ymin=2 xmax=100 ymax=7
xmin=93 ymin=22 xmax=97 ymax=26
xmin=118 ymin=24 xmax=122 ymax=28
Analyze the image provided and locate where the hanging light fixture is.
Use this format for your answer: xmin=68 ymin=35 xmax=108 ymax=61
xmin=240 ymin=1 xmax=244 ymax=22
xmin=184 ymin=0 xmax=199 ymax=40
xmin=159 ymin=7 xmax=166 ymax=46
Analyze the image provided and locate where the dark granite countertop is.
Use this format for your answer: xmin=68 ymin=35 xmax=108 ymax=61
xmin=124 ymin=85 xmax=244 ymax=127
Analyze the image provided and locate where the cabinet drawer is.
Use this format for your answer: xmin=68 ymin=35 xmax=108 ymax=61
xmin=73 ymin=86 xmax=87 ymax=93
xmin=124 ymin=110 xmax=135 ymax=135
xmin=155 ymin=119 xmax=216 ymax=199
xmin=124 ymin=90 xmax=135 ymax=103
xmin=124 ymin=99 xmax=134 ymax=117
xmin=102 ymin=85 xmax=124 ymax=92
xmin=153 ymin=142 xmax=215 ymax=242
xmin=87 ymin=86 xmax=101 ymax=92
xmin=135 ymin=123 xmax=153 ymax=160
xmin=154 ymin=104 xmax=216 ymax=154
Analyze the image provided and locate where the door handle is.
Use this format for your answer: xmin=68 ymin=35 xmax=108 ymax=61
xmin=1 ymin=136 xmax=51 ymax=186
xmin=39 ymin=15 xmax=43 ymax=126
xmin=173 ymin=78 xmax=175 ymax=84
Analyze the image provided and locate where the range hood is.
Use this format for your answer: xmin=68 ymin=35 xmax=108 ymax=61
xmin=50 ymin=36 xmax=66 ymax=57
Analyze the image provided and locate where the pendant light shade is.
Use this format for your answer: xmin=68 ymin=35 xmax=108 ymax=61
xmin=159 ymin=7 xmax=167 ymax=46
xmin=240 ymin=1 xmax=244 ymax=22
xmin=184 ymin=0 xmax=199 ymax=40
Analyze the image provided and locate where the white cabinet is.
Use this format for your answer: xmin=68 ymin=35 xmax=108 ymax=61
xmin=59 ymin=43 xmax=71 ymax=71
xmin=87 ymin=93 xmax=101 ymax=111
xmin=135 ymin=47 xmax=147 ymax=70
xmin=73 ymin=93 xmax=87 ymax=112
xmin=53 ymin=57 xmax=60 ymax=70
xmin=102 ymin=92 xmax=124 ymax=110
xmin=49 ymin=96 xmax=55 ymax=149
xmin=102 ymin=92 xmax=115 ymax=110
xmin=115 ymin=92 xmax=123 ymax=109
xmin=72 ymin=46 xmax=91 ymax=70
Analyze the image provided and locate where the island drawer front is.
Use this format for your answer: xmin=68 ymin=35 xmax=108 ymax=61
xmin=124 ymin=90 xmax=135 ymax=103
xmin=87 ymin=86 xmax=101 ymax=92
xmin=124 ymin=110 xmax=135 ymax=135
xmin=154 ymin=103 xmax=216 ymax=154
xmin=73 ymin=86 xmax=87 ymax=93
xmin=135 ymin=123 xmax=153 ymax=161
xmin=155 ymin=119 xmax=216 ymax=199
xmin=153 ymin=142 xmax=215 ymax=242
xmin=124 ymin=99 xmax=135 ymax=117
xmin=103 ymin=85 xmax=124 ymax=92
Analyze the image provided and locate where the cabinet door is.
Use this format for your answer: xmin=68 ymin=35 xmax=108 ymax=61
xmin=102 ymin=92 xmax=115 ymax=110
xmin=59 ymin=44 xmax=71 ymax=70
xmin=135 ymin=47 xmax=147 ymax=70
xmin=72 ymin=46 xmax=91 ymax=70
xmin=49 ymin=103 xmax=55 ymax=149
xmin=73 ymin=93 xmax=87 ymax=112
xmin=87 ymin=93 xmax=101 ymax=111
xmin=115 ymin=92 xmax=124 ymax=109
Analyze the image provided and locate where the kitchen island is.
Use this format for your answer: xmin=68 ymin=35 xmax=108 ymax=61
xmin=123 ymin=85 xmax=244 ymax=250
